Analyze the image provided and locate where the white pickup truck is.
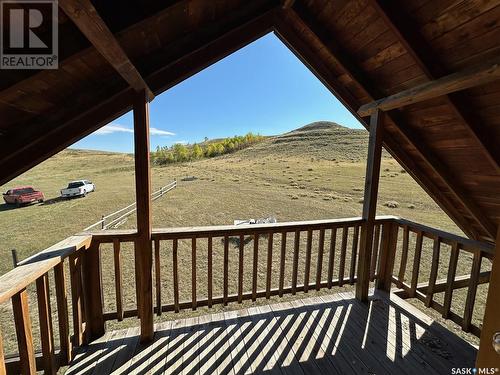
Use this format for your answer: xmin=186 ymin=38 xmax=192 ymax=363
xmin=61 ymin=180 xmax=95 ymax=198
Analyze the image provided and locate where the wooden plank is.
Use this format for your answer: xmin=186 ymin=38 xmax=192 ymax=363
xmin=114 ymin=239 xmax=124 ymax=321
xmin=173 ymin=239 xmax=179 ymax=313
xmin=36 ymin=274 xmax=56 ymax=375
xmin=376 ymin=222 xmax=399 ymax=291
xmin=397 ymin=225 xmax=410 ymax=285
xmin=303 ymin=229 xmax=313 ymax=292
xmin=370 ymin=224 xmax=381 ymax=281
xmin=153 ymin=238 xmax=161 ymax=316
xmin=462 ymin=251 xmax=482 ymax=332
xmin=327 ymin=227 xmax=337 ymax=288
xmin=356 ymin=110 xmax=384 ymax=301
xmin=425 ymin=237 xmax=441 ymax=307
xmin=59 ymin=0 xmax=154 ymax=99
xmin=315 ymin=228 xmax=325 ymax=290
xmin=291 ymin=230 xmax=300 ymax=294
xmin=266 ymin=232 xmax=274 ymax=299
xmin=208 ymin=237 xmax=213 ymax=307
xmin=192 ymin=237 xmax=197 ymax=310
xmin=133 ymin=89 xmax=153 ymax=342
xmin=53 ymin=262 xmax=71 ymax=365
xmin=358 ymin=58 xmax=500 ymax=116
xmin=223 ymin=235 xmax=229 ymax=306
xmin=12 ymin=289 xmax=36 ymax=375
xmin=338 ymin=226 xmax=348 ymax=286
xmin=409 ymin=231 xmax=424 ymax=298
xmin=238 ymin=235 xmax=244 ymax=303
xmin=349 ymin=225 xmax=359 ymax=285
xmin=0 ymin=327 xmax=5 ymax=375
xmin=252 ymin=234 xmax=259 ymax=301
xmin=69 ymin=253 xmax=84 ymax=346
xmin=477 ymin=227 xmax=500 ymax=368
xmin=442 ymin=242 xmax=459 ymax=319
xmin=82 ymin=241 xmax=105 ymax=340
xmin=279 ymin=232 xmax=287 ymax=297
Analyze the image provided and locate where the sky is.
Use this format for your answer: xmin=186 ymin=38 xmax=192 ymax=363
xmin=72 ymin=32 xmax=362 ymax=153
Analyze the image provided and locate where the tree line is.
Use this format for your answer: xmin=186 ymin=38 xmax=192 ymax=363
xmin=151 ymin=133 xmax=264 ymax=165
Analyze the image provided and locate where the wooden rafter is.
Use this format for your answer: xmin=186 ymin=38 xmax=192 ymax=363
xmin=281 ymin=6 xmax=495 ymax=240
xmin=358 ymin=59 xmax=500 ymax=117
xmin=369 ymin=0 xmax=500 ymax=172
xmin=59 ymin=0 xmax=154 ymax=100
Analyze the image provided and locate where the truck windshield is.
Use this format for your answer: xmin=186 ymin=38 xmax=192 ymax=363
xmin=68 ymin=182 xmax=84 ymax=188
xmin=14 ymin=188 xmax=34 ymax=194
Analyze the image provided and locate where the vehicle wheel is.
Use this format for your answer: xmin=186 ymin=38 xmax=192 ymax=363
xmin=39 ymin=199 xmax=44 ymax=203
xmin=83 ymin=190 xmax=87 ymax=197
xmin=15 ymin=200 xmax=20 ymax=207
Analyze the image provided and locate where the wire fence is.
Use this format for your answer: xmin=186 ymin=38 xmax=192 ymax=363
xmin=83 ymin=180 xmax=177 ymax=231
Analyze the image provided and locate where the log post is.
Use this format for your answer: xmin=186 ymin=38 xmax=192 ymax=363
xmin=133 ymin=89 xmax=154 ymax=342
xmin=376 ymin=221 xmax=398 ymax=292
xmin=476 ymin=226 xmax=500 ymax=367
xmin=356 ymin=110 xmax=384 ymax=302
xmin=81 ymin=241 xmax=104 ymax=340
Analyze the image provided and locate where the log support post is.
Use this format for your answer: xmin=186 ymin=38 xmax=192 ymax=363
xmin=133 ymin=89 xmax=154 ymax=342
xmin=82 ymin=241 xmax=104 ymax=341
xmin=477 ymin=226 xmax=500 ymax=367
xmin=356 ymin=110 xmax=384 ymax=302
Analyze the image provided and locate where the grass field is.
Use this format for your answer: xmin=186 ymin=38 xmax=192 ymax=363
xmin=0 ymin=122 xmax=487 ymax=355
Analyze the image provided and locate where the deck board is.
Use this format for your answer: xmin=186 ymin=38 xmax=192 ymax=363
xmin=66 ymin=291 xmax=477 ymax=374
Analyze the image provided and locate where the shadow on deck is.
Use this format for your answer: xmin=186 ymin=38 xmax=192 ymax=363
xmin=67 ymin=291 xmax=476 ymax=375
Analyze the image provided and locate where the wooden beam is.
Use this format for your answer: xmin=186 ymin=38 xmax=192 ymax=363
xmin=369 ymin=0 xmax=500 ymax=172
xmin=133 ymin=89 xmax=153 ymax=342
xmin=477 ymin=226 xmax=500 ymax=367
xmin=358 ymin=59 xmax=500 ymax=117
xmin=59 ymin=0 xmax=154 ymax=100
xmin=285 ymin=5 xmax=496 ymax=240
xmin=356 ymin=110 xmax=384 ymax=302
xmin=281 ymin=0 xmax=295 ymax=9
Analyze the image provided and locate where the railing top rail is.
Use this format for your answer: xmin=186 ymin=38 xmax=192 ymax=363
xmin=0 ymin=235 xmax=91 ymax=304
xmin=395 ymin=218 xmax=495 ymax=255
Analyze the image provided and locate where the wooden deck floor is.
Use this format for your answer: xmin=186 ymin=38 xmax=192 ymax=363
xmin=66 ymin=291 xmax=477 ymax=374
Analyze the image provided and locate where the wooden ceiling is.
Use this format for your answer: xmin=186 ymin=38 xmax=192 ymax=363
xmin=0 ymin=0 xmax=499 ymax=243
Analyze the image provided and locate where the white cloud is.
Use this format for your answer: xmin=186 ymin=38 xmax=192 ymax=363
xmin=95 ymin=123 xmax=175 ymax=136
xmin=174 ymin=140 xmax=188 ymax=145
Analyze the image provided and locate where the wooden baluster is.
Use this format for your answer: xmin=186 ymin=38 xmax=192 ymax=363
xmin=12 ymin=289 xmax=36 ymax=375
xmin=279 ymin=232 xmax=287 ymax=297
xmin=54 ymin=262 xmax=71 ymax=365
xmin=316 ymin=229 xmax=325 ymax=290
xmin=443 ymin=242 xmax=459 ymax=319
xmin=114 ymin=239 xmax=124 ymax=321
xmin=69 ymin=253 xmax=84 ymax=346
xmin=0 ymin=327 xmax=6 ymax=375
xmin=397 ymin=225 xmax=410 ymax=286
xmin=192 ymin=237 xmax=197 ymax=310
xmin=266 ymin=233 xmax=274 ymax=299
xmin=82 ymin=241 xmax=104 ymax=341
xmin=338 ymin=226 xmax=348 ymax=287
xmin=327 ymin=227 xmax=337 ymax=288
xmin=370 ymin=224 xmax=381 ymax=281
xmin=292 ymin=230 xmax=300 ymax=295
xmin=154 ymin=238 xmax=161 ymax=316
xmin=462 ymin=251 xmax=482 ymax=332
xmin=36 ymin=273 xmax=56 ymax=374
xmin=409 ymin=231 xmax=423 ymax=298
xmin=425 ymin=237 xmax=441 ymax=307
xmin=173 ymin=239 xmax=179 ymax=313
xmin=349 ymin=225 xmax=359 ymax=284
xmin=238 ymin=235 xmax=244 ymax=303
xmin=223 ymin=235 xmax=229 ymax=306
xmin=304 ymin=229 xmax=313 ymax=292
xmin=208 ymin=237 xmax=213 ymax=307
xmin=252 ymin=234 xmax=259 ymax=301
xmin=376 ymin=222 xmax=399 ymax=292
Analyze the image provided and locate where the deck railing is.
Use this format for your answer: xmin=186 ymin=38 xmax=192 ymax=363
xmin=0 ymin=215 xmax=494 ymax=374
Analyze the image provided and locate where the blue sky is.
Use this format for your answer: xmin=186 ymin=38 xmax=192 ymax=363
xmin=73 ymin=32 xmax=362 ymax=153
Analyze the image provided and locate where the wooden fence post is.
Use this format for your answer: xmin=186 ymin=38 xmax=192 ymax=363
xmin=476 ymin=226 xmax=500 ymax=367
xmin=82 ymin=241 xmax=105 ymax=341
xmin=376 ymin=221 xmax=398 ymax=292
xmin=356 ymin=110 xmax=384 ymax=301
xmin=133 ymin=89 xmax=154 ymax=342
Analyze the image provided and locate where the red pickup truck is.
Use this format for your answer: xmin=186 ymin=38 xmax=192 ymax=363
xmin=3 ymin=186 xmax=44 ymax=206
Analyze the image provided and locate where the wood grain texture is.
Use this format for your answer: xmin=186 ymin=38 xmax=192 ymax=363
xmin=12 ymin=289 xmax=36 ymax=375
xmin=36 ymin=274 xmax=56 ymax=375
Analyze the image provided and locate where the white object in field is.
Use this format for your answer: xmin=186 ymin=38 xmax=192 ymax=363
xmin=61 ymin=180 xmax=95 ymax=198
xmin=234 ymin=217 xmax=277 ymax=225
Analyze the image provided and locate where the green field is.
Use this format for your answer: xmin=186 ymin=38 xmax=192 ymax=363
xmin=0 ymin=122 xmax=487 ymax=354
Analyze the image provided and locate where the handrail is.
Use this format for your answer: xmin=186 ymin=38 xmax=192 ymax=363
xmin=0 ymin=235 xmax=91 ymax=304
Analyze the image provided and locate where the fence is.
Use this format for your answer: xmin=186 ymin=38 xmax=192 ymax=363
xmin=83 ymin=180 xmax=177 ymax=231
